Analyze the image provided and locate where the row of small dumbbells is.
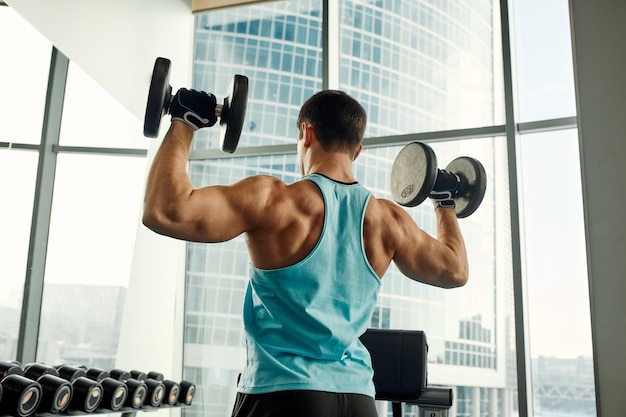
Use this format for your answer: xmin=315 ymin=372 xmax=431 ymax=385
xmin=0 ymin=361 xmax=195 ymax=417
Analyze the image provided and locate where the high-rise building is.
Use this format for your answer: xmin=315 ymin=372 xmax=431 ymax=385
xmin=185 ymin=1 xmax=512 ymax=416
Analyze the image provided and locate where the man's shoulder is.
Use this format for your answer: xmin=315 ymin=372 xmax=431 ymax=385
xmin=365 ymin=196 xmax=407 ymax=223
xmin=237 ymin=174 xmax=287 ymax=190
xmin=236 ymin=175 xmax=300 ymax=203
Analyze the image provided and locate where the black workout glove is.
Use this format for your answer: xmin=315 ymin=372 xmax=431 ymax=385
xmin=429 ymin=170 xmax=459 ymax=210
xmin=169 ymin=88 xmax=219 ymax=130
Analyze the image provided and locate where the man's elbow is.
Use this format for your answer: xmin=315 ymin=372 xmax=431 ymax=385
xmin=451 ymin=272 xmax=469 ymax=288
xmin=142 ymin=208 xmax=163 ymax=234
xmin=142 ymin=209 xmax=158 ymax=231
xmin=142 ymin=202 xmax=173 ymax=235
xmin=441 ymin=268 xmax=468 ymax=289
xmin=443 ymin=253 xmax=469 ymax=288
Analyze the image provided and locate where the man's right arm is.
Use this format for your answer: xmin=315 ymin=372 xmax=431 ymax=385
xmin=142 ymin=121 xmax=279 ymax=243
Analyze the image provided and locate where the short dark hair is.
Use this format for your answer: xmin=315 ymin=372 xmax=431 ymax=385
xmin=297 ymin=90 xmax=367 ymax=155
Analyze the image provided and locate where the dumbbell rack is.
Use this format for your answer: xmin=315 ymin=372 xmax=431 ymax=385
xmin=0 ymin=362 xmax=195 ymax=417
xmin=25 ymin=403 xmax=189 ymax=417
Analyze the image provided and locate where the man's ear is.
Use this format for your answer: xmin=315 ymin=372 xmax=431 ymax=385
xmin=301 ymin=123 xmax=314 ymax=148
xmin=353 ymin=144 xmax=363 ymax=161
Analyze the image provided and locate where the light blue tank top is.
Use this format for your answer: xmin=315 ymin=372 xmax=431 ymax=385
xmin=237 ymin=173 xmax=381 ymax=397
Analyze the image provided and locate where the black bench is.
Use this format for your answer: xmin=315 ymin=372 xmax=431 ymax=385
xmin=360 ymin=328 xmax=453 ymax=417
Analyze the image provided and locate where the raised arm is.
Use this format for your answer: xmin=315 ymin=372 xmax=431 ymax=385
xmin=143 ymin=121 xmax=270 ymax=243
xmin=390 ymin=203 xmax=468 ymax=288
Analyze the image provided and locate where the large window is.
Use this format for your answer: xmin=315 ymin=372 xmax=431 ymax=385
xmin=0 ymin=6 xmax=51 ymax=361
xmin=514 ymin=0 xmax=594 ymax=414
xmin=0 ymin=149 xmax=38 ymax=360
xmin=183 ymin=1 xmax=592 ymax=417
xmin=520 ymin=130 xmax=594 ymax=414
xmin=1 ymin=9 xmax=146 ymax=368
xmin=341 ymin=0 xmax=504 ymax=135
xmin=513 ymin=0 xmax=576 ymax=122
xmin=37 ymin=152 xmax=145 ymax=368
xmin=34 ymin=62 xmax=147 ymax=366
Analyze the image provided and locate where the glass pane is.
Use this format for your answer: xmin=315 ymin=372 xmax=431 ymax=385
xmin=36 ymin=153 xmax=146 ymax=368
xmin=340 ymin=0 xmax=505 ymax=137
xmin=520 ymin=130 xmax=596 ymax=416
xmin=0 ymin=149 xmax=38 ymax=360
xmin=413 ymin=138 xmax=517 ymax=416
xmin=59 ymin=62 xmax=147 ymax=149
xmin=192 ymin=0 xmax=323 ymax=151
xmin=513 ymin=0 xmax=576 ymax=122
xmin=0 ymin=7 xmax=51 ymax=144
xmin=183 ymin=136 xmax=516 ymax=417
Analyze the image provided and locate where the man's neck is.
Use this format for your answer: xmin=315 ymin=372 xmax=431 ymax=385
xmin=304 ymin=151 xmax=356 ymax=183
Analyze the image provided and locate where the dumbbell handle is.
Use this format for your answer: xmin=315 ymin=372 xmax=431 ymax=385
xmin=432 ymin=169 xmax=460 ymax=194
xmin=164 ymin=94 xmax=223 ymax=117
xmin=215 ymin=103 xmax=224 ymax=117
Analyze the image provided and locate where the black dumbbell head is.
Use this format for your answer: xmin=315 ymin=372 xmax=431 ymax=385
xmin=219 ymin=74 xmax=249 ymax=153
xmin=56 ymin=365 xmax=87 ymax=382
xmin=162 ymin=380 xmax=180 ymax=405
xmin=0 ymin=361 xmax=24 ymax=379
xmin=144 ymin=57 xmax=172 ymax=138
xmin=390 ymin=142 xmax=439 ymax=207
xmin=70 ymin=376 xmax=103 ymax=412
xmin=36 ymin=374 xmax=73 ymax=413
xmin=86 ymin=368 xmax=110 ymax=382
xmin=130 ymin=370 xmax=148 ymax=381
xmin=99 ymin=377 xmax=128 ymax=411
xmin=178 ymin=380 xmax=196 ymax=405
xmin=109 ymin=368 xmax=132 ymax=382
xmin=144 ymin=379 xmax=166 ymax=407
xmin=147 ymin=371 xmax=164 ymax=381
xmin=23 ymin=363 xmax=59 ymax=380
xmin=125 ymin=378 xmax=148 ymax=409
xmin=444 ymin=156 xmax=487 ymax=218
xmin=0 ymin=374 xmax=43 ymax=417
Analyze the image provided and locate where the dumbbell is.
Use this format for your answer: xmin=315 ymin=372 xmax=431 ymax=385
xmin=85 ymin=367 xmax=110 ymax=382
xmin=143 ymin=57 xmax=249 ymax=154
xmin=56 ymin=364 xmax=87 ymax=381
xmin=0 ymin=375 xmax=42 ymax=417
xmin=178 ymin=380 xmax=196 ymax=406
xmin=0 ymin=362 xmax=42 ymax=417
xmin=0 ymin=361 xmax=23 ymax=380
xmin=161 ymin=380 xmax=181 ymax=406
xmin=54 ymin=365 xmax=106 ymax=413
xmin=390 ymin=142 xmax=487 ymax=218
xmin=36 ymin=374 xmax=73 ymax=413
xmin=69 ymin=376 xmax=103 ymax=412
xmin=83 ymin=368 xmax=128 ymax=411
xmin=128 ymin=371 xmax=182 ymax=406
xmin=127 ymin=370 xmax=166 ymax=408
xmin=24 ymin=363 xmax=102 ymax=413
xmin=18 ymin=363 xmax=73 ymax=414
xmin=102 ymin=371 xmax=146 ymax=409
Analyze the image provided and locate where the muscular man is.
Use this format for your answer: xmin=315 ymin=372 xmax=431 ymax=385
xmin=143 ymin=89 xmax=468 ymax=417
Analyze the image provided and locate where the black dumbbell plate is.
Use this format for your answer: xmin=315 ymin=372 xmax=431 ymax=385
xmin=390 ymin=142 xmax=438 ymax=207
xmin=144 ymin=57 xmax=172 ymax=138
xmin=445 ymin=156 xmax=487 ymax=218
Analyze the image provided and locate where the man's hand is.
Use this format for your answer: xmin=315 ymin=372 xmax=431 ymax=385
xmin=429 ymin=170 xmax=459 ymax=210
xmin=169 ymin=88 xmax=219 ymax=130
